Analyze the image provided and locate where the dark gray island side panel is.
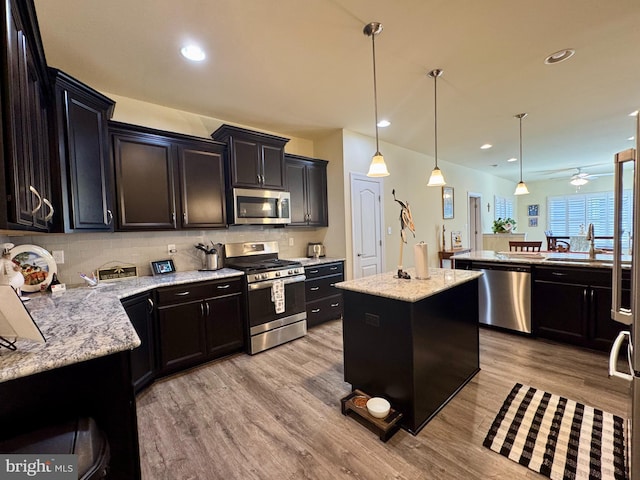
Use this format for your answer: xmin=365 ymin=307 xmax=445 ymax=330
xmin=342 ymin=278 xmax=480 ymax=434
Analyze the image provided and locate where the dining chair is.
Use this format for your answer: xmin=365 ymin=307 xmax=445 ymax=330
xmin=509 ymin=241 xmax=542 ymax=252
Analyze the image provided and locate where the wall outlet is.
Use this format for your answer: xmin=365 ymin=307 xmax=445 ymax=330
xmin=288 ymin=237 xmax=294 ymax=246
xmin=168 ymin=244 xmax=177 ymax=255
xmin=52 ymin=250 xmax=64 ymax=264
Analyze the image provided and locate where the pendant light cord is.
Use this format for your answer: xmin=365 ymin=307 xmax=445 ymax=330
xmin=519 ymin=115 xmax=523 ymax=182
xmin=434 ymin=73 xmax=438 ymax=168
xmin=371 ymin=32 xmax=380 ymax=154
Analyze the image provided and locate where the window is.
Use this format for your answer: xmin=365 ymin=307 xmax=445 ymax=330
xmin=547 ymin=191 xmax=633 ymax=249
xmin=494 ymin=195 xmax=514 ymax=221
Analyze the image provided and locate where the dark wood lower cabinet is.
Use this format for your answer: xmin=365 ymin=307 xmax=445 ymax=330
xmin=155 ymin=278 xmax=244 ymax=376
xmin=532 ymin=266 xmax=627 ymax=351
xmin=121 ymin=292 xmax=156 ymax=394
xmin=304 ymin=261 xmax=344 ymax=327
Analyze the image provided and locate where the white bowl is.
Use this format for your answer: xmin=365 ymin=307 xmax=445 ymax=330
xmin=366 ymin=397 xmax=390 ymax=418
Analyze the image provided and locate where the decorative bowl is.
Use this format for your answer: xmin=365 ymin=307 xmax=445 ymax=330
xmin=366 ymin=397 xmax=390 ymax=418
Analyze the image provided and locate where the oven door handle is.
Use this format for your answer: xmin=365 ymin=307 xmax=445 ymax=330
xmin=248 ymin=274 xmax=306 ymax=291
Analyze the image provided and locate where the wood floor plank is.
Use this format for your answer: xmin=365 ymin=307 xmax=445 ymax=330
xmin=136 ymin=321 xmax=629 ymax=479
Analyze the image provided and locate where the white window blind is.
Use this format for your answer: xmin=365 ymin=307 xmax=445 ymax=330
xmin=547 ymin=190 xmax=633 ymax=249
xmin=494 ymin=195 xmax=514 ymax=220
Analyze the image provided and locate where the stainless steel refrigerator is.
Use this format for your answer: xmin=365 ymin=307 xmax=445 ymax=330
xmin=609 ymin=114 xmax=639 ymax=479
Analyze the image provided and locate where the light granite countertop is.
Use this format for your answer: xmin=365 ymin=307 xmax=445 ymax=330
xmin=0 ymin=268 xmax=244 ymax=384
xmin=285 ymin=257 xmax=345 ymax=267
xmin=453 ymin=250 xmax=631 ymax=268
xmin=334 ymin=267 xmax=482 ymax=303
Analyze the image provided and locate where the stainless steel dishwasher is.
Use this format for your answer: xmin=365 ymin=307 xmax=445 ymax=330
xmin=473 ymin=262 xmax=531 ymax=334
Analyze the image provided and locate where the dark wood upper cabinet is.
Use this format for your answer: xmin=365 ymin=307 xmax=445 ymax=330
xmin=111 ymin=122 xmax=227 ymax=231
xmin=177 ymin=143 xmax=226 ymax=228
xmin=285 ymin=154 xmax=328 ymax=227
xmin=1 ymin=0 xmax=53 ymax=231
xmin=50 ymin=68 xmax=115 ymax=232
xmin=211 ymin=124 xmax=289 ymax=190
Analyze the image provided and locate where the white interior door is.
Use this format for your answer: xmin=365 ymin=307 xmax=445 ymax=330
xmin=468 ymin=193 xmax=482 ymax=251
xmin=351 ymin=173 xmax=383 ymax=278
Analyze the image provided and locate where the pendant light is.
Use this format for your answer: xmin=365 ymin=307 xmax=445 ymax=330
xmin=514 ymin=113 xmax=530 ymax=195
xmin=364 ymin=22 xmax=389 ymax=177
xmin=427 ymin=69 xmax=446 ymax=186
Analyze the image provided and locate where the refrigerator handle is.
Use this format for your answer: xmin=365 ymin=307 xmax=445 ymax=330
xmin=608 ymin=330 xmax=633 ymax=381
xmin=611 ymin=149 xmax=634 ymax=325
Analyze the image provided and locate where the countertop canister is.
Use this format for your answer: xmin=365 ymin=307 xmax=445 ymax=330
xmin=414 ymin=242 xmax=430 ymax=279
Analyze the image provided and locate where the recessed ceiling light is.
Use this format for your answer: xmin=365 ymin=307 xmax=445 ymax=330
xmin=181 ymin=44 xmax=206 ymax=62
xmin=507 ymin=157 xmax=517 ymax=162
xmin=629 ymin=110 xmax=639 ymax=117
xmin=544 ymin=49 xmax=575 ymax=65
xmin=480 ymin=144 xmax=492 ymax=150
xmin=629 ymin=136 xmax=635 ymax=141
xmin=377 ymin=120 xmax=391 ymax=128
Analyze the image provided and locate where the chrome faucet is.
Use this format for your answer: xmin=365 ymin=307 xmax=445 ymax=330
xmin=586 ymin=223 xmax=601 ymax=259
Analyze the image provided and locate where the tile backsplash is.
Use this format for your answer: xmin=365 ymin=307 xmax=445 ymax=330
xmin=2 ymin=227 xmax=324 ymax=286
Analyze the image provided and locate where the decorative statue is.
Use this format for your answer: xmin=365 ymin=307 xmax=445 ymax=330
xmin=392 ymin=190 xmax=415 ymax=279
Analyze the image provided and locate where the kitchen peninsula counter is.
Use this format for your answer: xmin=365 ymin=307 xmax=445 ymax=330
xmin=0 ymin=268 xmax=244 ymax=480
xmin=335 ymin=268 xmax=482 ymax=434
xmin=0 ymin=268 xmax=244 ymax=383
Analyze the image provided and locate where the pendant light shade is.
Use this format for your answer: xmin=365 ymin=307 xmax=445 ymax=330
xmin=514 ymin=113 xmax=530 ymax=195
xmin=364 ymin=22 xmax=389 ymax=177
xmin=427 ymin=69 xmax=446 ymax=186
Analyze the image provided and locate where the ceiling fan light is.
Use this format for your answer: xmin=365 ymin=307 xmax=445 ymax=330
xmin=570 ymin=177 xmax=589 ymax=186
xmin=427 ymin=166 xmax=446 ymax=186
xmin=367 ymin=153 xmax=390 ymax=177
xmin=514 ymin=181 xmax=530 ymax=195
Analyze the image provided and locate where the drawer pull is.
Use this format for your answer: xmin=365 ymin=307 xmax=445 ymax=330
xmin=217 ymin=284 xmax=231 ymax=289
xmin=310 ymin=286 xmax=320 ymax=291
xmin=311 ymin=308 xmax=321 ymax=313
xmin=330 ymin=267 xmax=338 ymax=271
xmin=331 ymin=303 xmax=340 ymax=307
xmin=330 ymin=283 xmax=336 ymax=287
xmin=175 ymin=291 xmax=190 ymax=296
xmin=551 ymin=272 xmax=567 ymax=277
xmin=309 ymin=269 xmax=319 ymax=274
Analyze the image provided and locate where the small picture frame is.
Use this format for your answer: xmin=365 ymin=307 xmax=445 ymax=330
xmin=442 ymin=186 xmax=454 ymax=219
xmin=150 ymin=259 xmax=176 ymax=275
xmin=528 ymin=204 xmax=539 ymax=217
xmin=451 ymin=231 xmax=463 ymax=249
xmin=528 ymin=217 xmax=538 ymax=228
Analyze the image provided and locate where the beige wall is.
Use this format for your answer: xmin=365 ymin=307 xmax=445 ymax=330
xmin=341 ymin=130 xmax=515 ymax=276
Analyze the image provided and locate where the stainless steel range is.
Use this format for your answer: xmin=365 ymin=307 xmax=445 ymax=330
xmin=224 ymin=241 xmax=306 ymax=354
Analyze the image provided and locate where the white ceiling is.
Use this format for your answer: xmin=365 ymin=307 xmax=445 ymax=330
xmin=33 ymin=0 xmax=640 ymax=182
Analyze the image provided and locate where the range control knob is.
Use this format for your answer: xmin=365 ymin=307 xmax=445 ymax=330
xmin=261 ymin=273 xmax=268 ymax=280
xmin=275 ymin=271 xmax=281 ymax=277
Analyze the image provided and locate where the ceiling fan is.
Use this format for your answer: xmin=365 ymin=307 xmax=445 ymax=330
xmin=569 ymin=167 xmax=613 ymax=186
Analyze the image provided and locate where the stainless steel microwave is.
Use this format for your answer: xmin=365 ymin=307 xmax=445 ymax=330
xmin=231 ymin=188 xmax=291 ymax=225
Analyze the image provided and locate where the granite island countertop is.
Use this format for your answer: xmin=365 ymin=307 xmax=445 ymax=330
xmin=0 ymin=268 xmax=244 ymax=384
xmin=335 ymin=267 xmax=482 ymax=303
xmin=453 ymin=250 xmax=632 ymax=268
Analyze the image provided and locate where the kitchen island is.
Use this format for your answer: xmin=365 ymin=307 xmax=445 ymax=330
xmin=335 ymin=267 xmax=482 ymax=434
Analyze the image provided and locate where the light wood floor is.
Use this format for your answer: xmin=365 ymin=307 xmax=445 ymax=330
xmin=136 ymin=321 xmax=629 ymax=480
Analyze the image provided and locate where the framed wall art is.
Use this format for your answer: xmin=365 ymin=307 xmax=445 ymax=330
xmin=442 ymin=186 xmax=454 ymax=219
xmin=528 ymin=204 xmax=539 ymax=217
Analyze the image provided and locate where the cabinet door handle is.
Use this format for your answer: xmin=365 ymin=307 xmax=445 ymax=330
xmin=330 ymin=303 xmax=340 ymax=307
xmin=257 ymin=174 xmax=261 ymax=184
xmin=171 ymin=212 xmax=176 ymax=223
xmin=147 ymin=298 xmax=154 ymax=313
xmin=29 ymin=186 xmax=42 ymax=214
xmin=183 ymin=212 xmax=187 ymax=223
xmin=310 ymin=286 xmax=320 ymax=291
xmin=206 ymin=302 xmax=210 ymax=316
xmin=43 ymin=198 xmax=54 ymax=221
xmin=175 ymin=291 xmax=190 ymax=296
xmin=311 ymin=308 xmax=321 ymax=313
xmin=217 ymin=284 xmax=231 ymax=289
xmin=106 ymin=209 xmax=113 ymax=225
xmin=200 ymin=303 xmax=204 ymax=317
